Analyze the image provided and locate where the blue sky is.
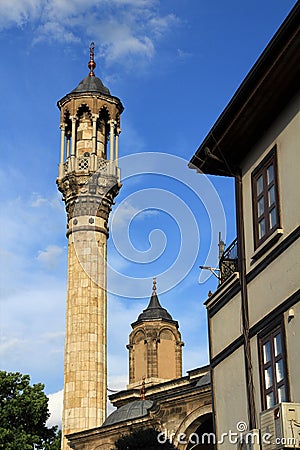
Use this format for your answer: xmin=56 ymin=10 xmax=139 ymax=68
xmin=0 ymin=0 xmax=297 ymax=426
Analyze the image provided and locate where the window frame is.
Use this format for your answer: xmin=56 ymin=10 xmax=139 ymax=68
xmin=251 ymin=146 xmax=280 ymax=249
xmin=258 ymin=320 xmax=289 ymax=411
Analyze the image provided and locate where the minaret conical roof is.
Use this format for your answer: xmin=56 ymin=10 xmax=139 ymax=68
xmin=57 ymin=42 xmax=124 ymax=111
xmin=134 ymin=279 xmax=177 ymax=325
xmin=71 ymin=75 xmax=110 ymax=95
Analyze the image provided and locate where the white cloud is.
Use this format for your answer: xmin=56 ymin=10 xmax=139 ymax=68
xmin=30 ymin=193 xmax=50 ymax=208
xmin=0 ymin=0 xmax=180 ymax=66
xmin=0 ymin=337 xmax=25 ymax=357
xmin=110 ymin=200 xmax=159 ymax=229
xmin=37 ymin=245 xmax=65 ymax=270
xmin=149 ymin=14 xmax=179 ymax=38
xmin=0 ymin=0 xmax=42 ymax=29
xmin=34 ymin=21 xmax=80 ymax=45
xmin=0 ymin=183 xmax=66 ymax=393
xmin=47 ymin=389 xmax=63 ymax=428
xmin=113 ymin=0 xmax=155 ymax=6
xmin=101 ymin=25 xmax=155 ymax=64
xmin=177 ymin=48 xmax=193 ymax=59
xmin=42 ymin=331 xmax=65 ymax=341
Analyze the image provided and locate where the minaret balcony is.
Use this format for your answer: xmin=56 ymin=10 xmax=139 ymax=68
xmin=63 ymin=155 xmax=120 ymax=180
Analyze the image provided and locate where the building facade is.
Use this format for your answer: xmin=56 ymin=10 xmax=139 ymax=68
xmin=66 ymin=287 xmax=213 ymax=450
xmin=189 ymin=3 xmax=300 ymax=448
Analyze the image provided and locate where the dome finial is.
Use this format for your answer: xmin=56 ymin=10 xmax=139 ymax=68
xmin=152 ymin=277 xmax=157 ymax=294
xmin=88 ymin=42 xmax=96 ymax=77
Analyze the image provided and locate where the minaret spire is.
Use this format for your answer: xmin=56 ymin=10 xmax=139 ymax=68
xmin=88 ymin=41 xmax=96 ymax=77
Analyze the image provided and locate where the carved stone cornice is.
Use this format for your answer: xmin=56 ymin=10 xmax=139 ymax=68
xmin=57 ymin=170 xmax=120 ymax=223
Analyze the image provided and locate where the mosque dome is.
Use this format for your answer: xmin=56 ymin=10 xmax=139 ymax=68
xmin=103 ymin=399 xmax=154 ymax=426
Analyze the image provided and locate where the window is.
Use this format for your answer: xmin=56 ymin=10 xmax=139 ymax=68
xmin=259 ymin=323 xmax=288 ymax=410
xmin=252 ymin=147 xmax=280 ymax=248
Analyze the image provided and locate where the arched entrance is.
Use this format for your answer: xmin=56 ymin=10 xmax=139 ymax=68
xmin=174 ymin=405 xmax=214 ymax=450
xmin=186 ymin=413 xmax=214 ymax=450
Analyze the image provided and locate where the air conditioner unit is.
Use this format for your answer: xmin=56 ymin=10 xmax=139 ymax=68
xmin=260 ymin=402 xmax=300 ymax=450
xmin=238 ymin=429 xmax=260 ymax=450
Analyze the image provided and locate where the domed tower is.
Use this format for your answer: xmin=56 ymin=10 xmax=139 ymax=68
xmin=127 ymin=279 xmax=184 ymax=388
xmin=56 ymin=44 xmax=124 ymax=449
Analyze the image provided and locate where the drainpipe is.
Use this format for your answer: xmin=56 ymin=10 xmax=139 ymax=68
xmin=235 ymin=171 xmax=257 ymax=430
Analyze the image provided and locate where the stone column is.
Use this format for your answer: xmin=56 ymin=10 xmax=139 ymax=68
xmin=58 ymin=124 xmax=66 ymax=178
xmin=70 ymin=117 xmax=76 ymax=171
xmin=66 ymin=136 xmax=71 ymax=159
xmin=92 ymin=115 xmax=98 ymax=171
xmin=109 ymin=120 xmax=115 ymax=172
xmin=115 ymin=127 xmax=121 ymax=165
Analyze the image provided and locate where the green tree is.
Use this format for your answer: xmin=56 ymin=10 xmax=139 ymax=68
xmin=0 ymin=371 xmax=61 ymax=450
xmin=112 ymin=428 xmax=176 ymax=450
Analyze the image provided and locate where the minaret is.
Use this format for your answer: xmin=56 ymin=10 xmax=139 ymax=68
xmin=56 ymin=44 xmax=124 ymax=449
xmin=127 ymin=278 xmax=184 ymax=388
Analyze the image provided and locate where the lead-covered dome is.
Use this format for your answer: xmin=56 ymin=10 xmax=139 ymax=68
xmin=133 ymin=278 xmax=177 ymax=325
xmin=103 ymin=400 xmax=154 ymax=426
xmin=71 ymin=75 xmax=110 ymax=96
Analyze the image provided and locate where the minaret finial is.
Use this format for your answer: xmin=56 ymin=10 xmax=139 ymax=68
xmin=152 ymin=277 xmax=157 ymax=294
xmin=88 ymin=42 xmax=96 ymax=77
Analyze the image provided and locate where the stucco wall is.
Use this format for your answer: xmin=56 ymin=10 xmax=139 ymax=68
xmin=210 ymin=292 xmax=242 ymax=358
xmin=213 ymin=347 xmax=248 ymax=448
xmin=242 ymin=92 xmax=300 ymax=272
xmin=247 ymin=242 xmax=300 ymax=327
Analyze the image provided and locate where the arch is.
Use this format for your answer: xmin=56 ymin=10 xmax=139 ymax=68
xmin=159 ymin=327 xmax=176 ymax=341
xmin=76 ymin=103 xmax=92 ymax=121
xmin=174 ymin=404 xmax=213 ymax=450
xmin=63 ymin=109 xmax=71 ymax=122
xmin=60 ymin=110 xmax=72 ymax=161
xmin=75 ymin=104 xmax=94 ymax=157
xmin=157 ymin=327 xmax=177 ymax=379
xmin=98 ymin=105 xmax=111 ymax=121
xmin=64 ymin=114 xmax=72 ymax=136
xmin=131 ymin=329 xmax=146 ymax=345
xmin=97 ymin=106 xmax=111 ymax=158
xmin=186 ymin=414 xmax=214 ymax=450
xmin=132 ymin=329 xmax=147 ymax=382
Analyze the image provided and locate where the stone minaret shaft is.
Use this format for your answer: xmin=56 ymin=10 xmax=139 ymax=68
xmin=57 ymin=45 xmax=124 ymax=450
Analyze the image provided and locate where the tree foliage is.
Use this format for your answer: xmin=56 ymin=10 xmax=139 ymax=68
xmin=0 ymin=371 xmax=61 ymax=450
xmin=112 ymin=428 xmax=176 ymax=450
